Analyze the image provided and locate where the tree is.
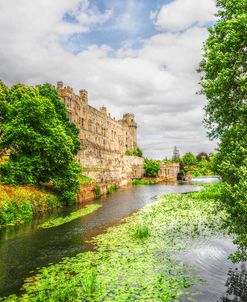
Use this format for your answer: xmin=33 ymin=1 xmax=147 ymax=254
xmin=196 ymin=152 xmax=209 ymax=162
xmin=0 ymin=81 xmax=9 ymax=122
xmin=38 ymin=84 xmax=80 ymax=154
xmin=182 ymin=152 xmax=197 ymax=165
xmin=144 ymin=159 xmax=160 ymax=177
xmin=172 ymin=146 xmax=180 ymax=162
xmin=0 ymin=83 xmax=82 ymax=201
xmin=199 ymin=0 xmax=247 ymax=261
xmin=199 ymin=0 xmax=247 ymax=138
xmin=214 ymin=124 xmax=247 ymax=261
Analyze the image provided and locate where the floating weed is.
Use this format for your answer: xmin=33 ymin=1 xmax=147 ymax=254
xmin=132 ymin=179 xmax=156 ymax=186
xmin=39 ymin=204 xmax=102 ymax=228
xmin=1 ymin=183 xmax=227 ymax=301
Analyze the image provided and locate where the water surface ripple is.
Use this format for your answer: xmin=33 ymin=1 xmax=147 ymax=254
xmin=0 ymin=180 xmax=246 ymax=301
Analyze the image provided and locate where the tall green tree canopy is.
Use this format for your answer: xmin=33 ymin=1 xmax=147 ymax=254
xmin=200 ymin=0 xmax=247 ymax=261
xmin=182 ymin=152 xmax=197 ymax=165
xmin=0 ymin=82 xmax=81 ymax=201
xmin=199 ymin=0 xmax=247 ymax=138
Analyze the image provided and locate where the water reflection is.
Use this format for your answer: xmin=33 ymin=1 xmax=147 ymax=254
xmin=0 ymin=184 xmax=200 ymax=296
xmin=218 ymin=265 xmax=247 ymax=302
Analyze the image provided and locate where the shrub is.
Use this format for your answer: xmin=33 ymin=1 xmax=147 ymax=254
xmin=182 ymin=153 xmax=197 ymax=165
xmin=106 ymin=184 xmax=117 ymax=195
xmin=144 ymin=159 xmax=160 ymax=177
xmin=125 ymin=147 xmax=143 ymax=157
xmin=132 ymin=179 xmax=156 ymax=186
xmin=0 ymin=184 xmax=59 ymax=227
xmin=94 ymin=185 xmax=101 ymax=199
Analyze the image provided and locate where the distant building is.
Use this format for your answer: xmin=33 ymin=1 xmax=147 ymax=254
xmin=172 ymin=146 xmax=180 ymax=161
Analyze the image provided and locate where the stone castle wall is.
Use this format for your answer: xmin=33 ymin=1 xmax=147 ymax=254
xmin=57 ymin=81 xmax=143 ymax=186
xmin=56 ymin=81 xmax=179 ymax=189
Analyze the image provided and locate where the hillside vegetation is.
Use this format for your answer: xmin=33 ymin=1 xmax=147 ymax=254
xmin=0 ymin=184 xmax=59 ymax=228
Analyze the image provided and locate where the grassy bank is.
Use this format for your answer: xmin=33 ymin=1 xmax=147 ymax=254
xmin=0 ymin=184 xmax=60 ymax=228
xmin=1 ymin=183 xmax=227 ymax=301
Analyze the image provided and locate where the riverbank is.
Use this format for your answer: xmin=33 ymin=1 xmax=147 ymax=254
xmin=0 ymin=184 xmax=60 ymax=228
xmin=0 ymin=180 xmax=119 ymax=229
xmin=1 ymin=183 xmax=228 ymax=301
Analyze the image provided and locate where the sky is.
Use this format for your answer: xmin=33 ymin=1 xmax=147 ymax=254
xmin=0 ymin=0 xmax=218 ymax=159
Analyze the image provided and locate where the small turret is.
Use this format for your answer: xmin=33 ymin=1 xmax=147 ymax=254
xmin=123 ymin=113 xmax=136 ymax=126
xmin=57 ymin=81 xmax=63 ymax=90
xmin=79 ymin=89 xmax=88 ymax=103
xmin=99 ymin=106 xmax=107 ymax=115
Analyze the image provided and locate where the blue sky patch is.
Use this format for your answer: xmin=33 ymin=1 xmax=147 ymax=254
xmin=62 ymin=0 xmax=172 ymax=53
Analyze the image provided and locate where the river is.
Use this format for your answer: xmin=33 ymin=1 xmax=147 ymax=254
xmin=0 ymin=178 xmax=246 ymax=301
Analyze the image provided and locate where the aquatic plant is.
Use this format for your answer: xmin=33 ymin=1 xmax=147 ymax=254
xmin=82 ymin=267 xmax=97 ymax=295
xmin=1 ymin=183 xmax=227 ymax=301
xmin=94 ymin=185 xmax=101 ymax=199
xmin=39 ymin=204 xmax=102 ymax=228
xmin=132 ymin=179 xmax=156 ymax=186
xmin=106 ymin=184 xmax=117 ymax=195
xmin=133 ymin=223 xmax=150 ymax=240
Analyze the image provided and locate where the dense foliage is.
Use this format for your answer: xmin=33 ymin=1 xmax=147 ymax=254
xmin=132 ymin=179 xmax=156 ymax=186
xmin=181 ymin=152 xmax=214 ymax=177
xmin=0 ymin=184 xmax=59 ymax=228
xmin=200 ymin=0 xmax=247 ymax=261
xmin=196 ymin=152 xmax=210 ymax=162
xmin=144 ymin=159 xmax=160 ymax=177
xmin=0 ymin=82 xmax=82 ymax=202
xmin=199 ymin=0 xmax=247 ymax=138
xmin=214 ymin=124 xmax=247 ymax=261
xmin=1 ymin=184 xmax=226 ymax=301
xmin=182 ymin=152 xmax=197 ymax=165
xmin=125 ymin=147 xmax=143 ymax=157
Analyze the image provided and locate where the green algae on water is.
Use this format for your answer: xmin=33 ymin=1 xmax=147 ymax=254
xmin=1 ymin=183 xmax=227 ymax=301
xmin=39 ymin=204 xmax=102 ymax=228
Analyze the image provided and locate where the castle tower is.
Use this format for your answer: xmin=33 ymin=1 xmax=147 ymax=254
xmin=79 ymin=89 xmax=88 ymax=104
xmin=57 ymin=81 xmax=63 ymax=90
xmin=99 ymin=106 xmax=107 ymax=115
xmin=123 ymin=113 xmax=137 ymax=149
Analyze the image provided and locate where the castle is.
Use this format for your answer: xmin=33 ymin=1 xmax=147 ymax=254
xmin=57 ymin=81 xmax=144 ymax=187
xmin=57 ymin=81 xmax=179 ymax=192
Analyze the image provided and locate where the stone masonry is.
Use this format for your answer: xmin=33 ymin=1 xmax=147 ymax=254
xmin=57 ymin=81 xmax=144 ymax=187
xmin=57 ymin=81 xmax=179 ymax=189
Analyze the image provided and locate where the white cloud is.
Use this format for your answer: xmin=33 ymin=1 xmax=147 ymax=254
xmin=70 ymin=0 xmax=113 ymax=27
xmin=0 ymin=0 xmax=218 ymax=158
xmin=155 ymin=0 xmax=216 ymax=32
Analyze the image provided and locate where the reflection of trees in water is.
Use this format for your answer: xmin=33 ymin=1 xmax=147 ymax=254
xmin=218 ymin=264 xmax=247 ymax=302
